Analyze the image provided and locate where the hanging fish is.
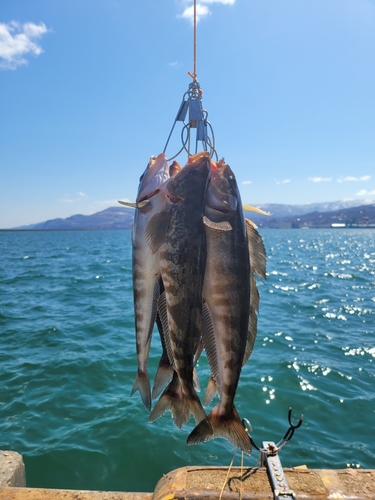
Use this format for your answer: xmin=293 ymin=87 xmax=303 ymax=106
xmin=187 ymin=158 xmax=252 ymax=454
xmin=147 ymin=152 xmax=211 ymax=428
xmin=119 ymin=153 xmax=170 ymax=411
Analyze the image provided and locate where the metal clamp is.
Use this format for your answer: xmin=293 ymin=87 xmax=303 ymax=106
xmin=163 ymin=77 xmax=217 ymax=161
xmin=262 ymin=441 xmax=296 ymax=500
xmin=242 ymin=408 xmax=303 ymax=500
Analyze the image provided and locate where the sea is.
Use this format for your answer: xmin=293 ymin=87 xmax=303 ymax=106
xmin=0 ymin=228 xmax=374 ymax=492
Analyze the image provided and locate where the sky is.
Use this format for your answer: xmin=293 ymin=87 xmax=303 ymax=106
xmin=1 ymin=0 xmax=375 ymax=228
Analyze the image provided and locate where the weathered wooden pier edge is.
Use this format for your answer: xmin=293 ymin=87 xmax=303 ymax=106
xmin=1 ymin=450 xmax=375 ymax=499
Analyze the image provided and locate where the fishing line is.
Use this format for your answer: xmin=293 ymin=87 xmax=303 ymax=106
xmin=219 ymin=449 xmax=238 ymax=500
xmin=193 ymin=0 xmax=197 ymax=78
xmin=163 ymin=0 xmax=217 ymax=160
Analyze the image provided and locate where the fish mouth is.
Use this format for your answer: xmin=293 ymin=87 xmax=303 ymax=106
xmin=136 ymin=153 xmax=170 ymax=202
xmin=137 ymin=188 xmax=160 ymax=203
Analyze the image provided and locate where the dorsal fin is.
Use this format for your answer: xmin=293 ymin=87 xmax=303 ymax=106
xmin=246 ymin=219 xmax=267 ymax=279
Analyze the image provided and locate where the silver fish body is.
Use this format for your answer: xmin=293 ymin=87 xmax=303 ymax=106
xmin=128 ymin=154 xmax=170 ymax=411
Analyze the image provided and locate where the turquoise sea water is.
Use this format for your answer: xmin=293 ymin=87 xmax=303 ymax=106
xmin=0 ymin=229 xmax=374 ymax=492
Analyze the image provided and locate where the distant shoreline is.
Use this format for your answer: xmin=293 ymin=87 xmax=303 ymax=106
xmin=2 ymin=226 xmax=375 ymax=232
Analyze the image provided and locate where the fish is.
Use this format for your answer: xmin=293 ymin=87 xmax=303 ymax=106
xmin=147 ymin=152 xmax=211 ymax=428
xmin=151 ymin=160 xmax=185 ymax=401
xmin=202 ymin=220 xmax=266 ymax=406
xmin=187 ymin=158 xmax=252 ymax=454
xmin=119 ymin=153 xmax=170 ymax=411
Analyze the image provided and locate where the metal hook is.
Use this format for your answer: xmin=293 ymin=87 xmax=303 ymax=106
xmin=276 ymin=408 xmax=304 ymax=450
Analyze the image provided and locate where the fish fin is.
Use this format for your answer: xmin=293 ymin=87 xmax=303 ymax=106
xmin=187 ymin=405 xmax=252 ymax=454
xmin=243 ymin=204 xmax=272 ymax=216
xmin=152 ymin=310 xmax=174 ymax=400
xmin=193 ymin=339 xmax=204 ymax=366
xmin=246 ymin=218 xmax=258 ymax=229
xmin=203 ymin=376 xmax=218 ymax=407
xmin=250 ymin=274 xmax=260 ymax=312
xmin=157 ymin=292 xmax=174 ymax=367
xmin=203 ymin=216 xmax=232 ymax=231
xmin=147 ymin=278 xmax=161 ymax=345
xmin=149 ymin=374 xmax=206 ymax=428
xmin=131 ymin=371 xmax=151 ymax=412
xmin=152 ymin=359 xmax=174 ymax=400
xmin=201 ymin=303 xmax=221 ymax=387
xmin=246 ymin=219 xmax=267 ymax=279
xmin=243 ymin=274 xmax=259 ymax=366
xmin=145 ymin=210 xmax=172 ymax=254
xmin=243 ymin=309 xmax=258 ymax=366
xmin=193 ymin=368 xmax=201 ymax=393
xmin=118 ymin=200 xmax=150 ymax=209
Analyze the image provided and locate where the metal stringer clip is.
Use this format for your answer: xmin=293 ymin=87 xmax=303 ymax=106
xmin=163 ymin=76 xmax=217 ymax=161
xmin=242 ymin=408 xmax=304 ymax=500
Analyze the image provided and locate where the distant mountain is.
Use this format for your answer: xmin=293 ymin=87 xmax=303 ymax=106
xmin=10 ymin=199 xmax=375 ymax=230
xmin=244 ymin=199 xmax=375 ymax=222
xmin=247 ymin=203 xmax=375 ymax=228
xmin=16 ymin=206 xmax=134 ymax=230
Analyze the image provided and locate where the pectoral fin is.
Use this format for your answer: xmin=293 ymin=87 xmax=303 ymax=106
xmin=203 ymin=216 xmax=232 ymax=231
xmin=118 ymin=200 xmax=150 ymax=209
xmin=243 ymin=204 xmax=272 ymax=216
xmin=145 ymin=210 xmax=172 ymax=254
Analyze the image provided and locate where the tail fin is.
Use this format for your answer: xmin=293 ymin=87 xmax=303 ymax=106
xmin=149 ymin=373 xmax=206 ymax=429
xmin=131 ymin=371 xmax=151 ymax=412
xmin=187 ymin=404 xmax=252 ymax=454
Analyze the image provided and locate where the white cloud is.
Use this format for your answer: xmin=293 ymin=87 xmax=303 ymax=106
xmin=179 ymin=0 xmax=235 ymax=23
xmin=276 ymin=179 xmax=291 ymax=185
xmin=337 ymin=175 xmax=371 ymax=183
xmin=356 ymin=189 xmax=375 ymax=196
xmin=242 ymin=180 xmax=252 ymax=185
xmin=59 ymin=192 xmax=88 ymax=203
xmin=0 ymin=21 xmax=49 ymax=70
xmin=180 ymin=4 xmax=210 ymax=23
xmin=308 ymin=177 xmax=332 ymax=183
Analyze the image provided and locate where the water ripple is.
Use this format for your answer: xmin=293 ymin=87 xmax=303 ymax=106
xmin=1 ymin=228 xmax=375 ymax=491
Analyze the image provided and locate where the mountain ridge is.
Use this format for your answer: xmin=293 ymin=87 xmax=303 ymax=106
xmin=8 ymin=199 xmax=375 ymax=230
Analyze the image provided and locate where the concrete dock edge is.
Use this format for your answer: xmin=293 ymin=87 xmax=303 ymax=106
xmin=1 ymin=451 xmax=375 ymax=499
xmin=0 ymin=451 xmax=26 ymax=488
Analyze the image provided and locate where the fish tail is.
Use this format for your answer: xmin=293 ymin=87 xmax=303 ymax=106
xmin=148 ymin=383 xmax=189 ymax=429
xmin=149 ymin=375 xmax=206 ymax=429
xmin=187 ymin=405 xmax=252 ymax=454
xmin=131 ymin=371 xmax=151 ymax=412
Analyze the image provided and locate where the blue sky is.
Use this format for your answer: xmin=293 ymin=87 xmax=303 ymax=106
xmin=1 ymin=0 xmax=374 ymax=228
